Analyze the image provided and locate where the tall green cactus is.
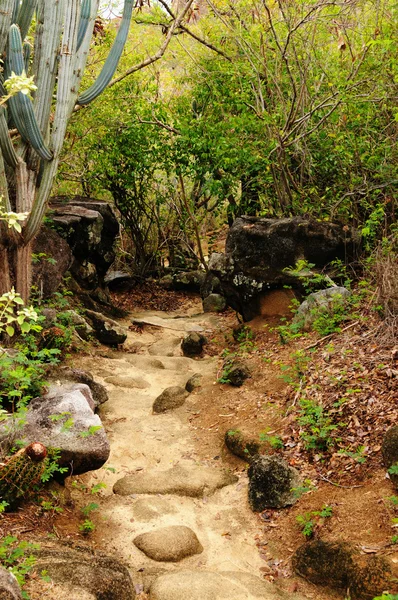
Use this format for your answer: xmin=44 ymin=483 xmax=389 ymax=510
xmin=0 ymin=0 xmax=135 ymax=301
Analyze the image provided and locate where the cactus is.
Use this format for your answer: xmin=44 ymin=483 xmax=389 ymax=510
xmin=0 ymin=0 xmax=135 ymax=301
xmin=0 ymin=442 xmax=47 ymax=506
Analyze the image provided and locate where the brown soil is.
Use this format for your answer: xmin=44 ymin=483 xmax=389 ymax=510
xmin=2 ymin=289 xmax=397 ymax=600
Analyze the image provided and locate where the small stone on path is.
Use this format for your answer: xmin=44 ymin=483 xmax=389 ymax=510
xmin=152 ymin=386 xmax=189 ymax=413
xmin=134 ymin=526 xmax=203 ymax=562
xmin=185 ymin=373 xmax=203 ymax=393
xmin=113 ymin=464 xmax=238 ymax=498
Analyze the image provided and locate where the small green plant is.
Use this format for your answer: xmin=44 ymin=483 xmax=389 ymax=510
xmin=90 ymin=482 xmax=107 ymax=495
xmin=259 ymin=431 xmax=284 ymax=449
xmin=388 ymin=464 xmax=398 ymax=475
xmin=296 ymin=505 xmax=333 ymax=538
xmin=291 ymin=479 xmax=317 ymax=499
xmin=338 ymin=445 xmax=368 ymax=464
xmin=372 ymin=595 xmax=398 ymax=600
xmin=79 ymin=519 xmax=96 ymax=535
xmin=297 ymin=398 xmax=339 ymax=451
xmin=81 ymin=502 xmax=99 ymax=517
xmin=296 ymin=513 xmax=315 ymax=538
xmin=80 ymin=425 xmax=103 ymax=438
xmin=0 ymin=536 xmax=40 ymax=599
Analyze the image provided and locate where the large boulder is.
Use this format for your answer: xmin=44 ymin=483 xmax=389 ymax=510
xmin=32 ymin=226 xmax=72 ymax=298
xmin=49 ymin=197 xmax=120 ymax=291
xmin=248 ymin=455 xmax=302 ymax=511
xmin=382 ymin=426 xmax=398 ymax=488
xmin=0 ymin=385 xmax=110 ymax=475
xmin=57 ymin=367 xmax=109 ymax=407
xmin=31 ymin=545 xmax=135 ymax=600
xmin=207 ymin=216 xmax=359 ymax=320
xmin=85 ymin=309 xmax=127 ymax=345
xmin=0 ymin=567 xmax=22 ymax=599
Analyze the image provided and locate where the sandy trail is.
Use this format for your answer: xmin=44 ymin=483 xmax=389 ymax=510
xmin=77 ymin=303 xmax=265 ymax=579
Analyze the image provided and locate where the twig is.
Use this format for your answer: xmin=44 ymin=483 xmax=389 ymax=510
xmin=317 ymin=473 xmax=364 ymax=489
xmin=303 ymin=320 xmax=360 ymax=350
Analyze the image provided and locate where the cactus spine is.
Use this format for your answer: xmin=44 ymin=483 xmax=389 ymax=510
xmin=0 ymin=0 xmax=135 ymax=300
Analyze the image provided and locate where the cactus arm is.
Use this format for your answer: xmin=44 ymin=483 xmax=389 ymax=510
xmin=24 ymin=0 xmax=81 ymax=243
xmin=77 ymin=0 xmax=91 ymax=51
xmin=73 ymin=0 xmax=100 ymax=95
xmin=33 ymin=0 xmax=65 ymax=132
xmin=23 ymin=41 xmax=31 ymax=73
xmin=17 ymin=0 xmax=37 ymax=40
xmin=0 ymin=0 xmax=14 ymax=56
xmin=0 ymin=107 xmax=18 ymax=168
xmin=11 ymin=0 xmax=19 ymax=24
xmin=77 ymin=0 xmax=134 ymax=106
xmin=7 ymin=24 xmax=53 ymax=161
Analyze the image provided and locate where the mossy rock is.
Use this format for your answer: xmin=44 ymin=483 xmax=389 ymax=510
xmin=224 ymin=429 xmax=261 ymax=460
xmin=292 ymin=540 xmax=392 ymax=599
xmin=382 ymin=426 xmax=398 ymax=489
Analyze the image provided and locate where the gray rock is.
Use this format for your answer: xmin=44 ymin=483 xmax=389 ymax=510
xmin=32 ymin=546 xmax=135 ymax=600
xmin=159 ymin=274 xmax=174 ymax=290
xmin=222 ymin=358 xmax=250 ymax=387
xmin=134 ymin=526 xmax=203 ymax=562
xmin=149 ymin=570 xmax=306 ymax=600
xmin=104 ymin=270 xmax=136 ymax=291
xmin=181 ymin=332 xmax=207 ymax=357
xmin=172 ymin=270 xmax=206 ymax=292
xmin=0 ymin=388 xmax=110 ymax=475
xmin=293 ymin=286 xmax=351 ymax=331
xmin=248 ymin=455 xmax=302 ymax=510
xmin=32 ymin=226 xmax=73 ymax=299
xmin=41 ymin=308 xmax=58 ymax=328
xmin=113 ymin=464 xmax=238 ymax=498
xmin=49 ymin=197 xmax=120 ymax=292
xmin=185 ymin=373 xmax=203 ymax=393
xmin=64 ymin=310 xmax=94 ymax=341
xmin=153 ymin=387 xmax=189 ymax=413
xmin=58 ymin=367 xmax=108 ymax=407
xmin=202 ymin=293 xmax=226 ymax=313
xmin=0 ymin=566 xmax=22 ymax=599
xmin=85 ymin=309 xmax=127 ymax=345
xmin=382 ymin=426 xmax=398 ymax=488
xmin=45 ymin=382 xmax=96 ymax=411
xmin=105 ymin=375 xmax=150 ymax=389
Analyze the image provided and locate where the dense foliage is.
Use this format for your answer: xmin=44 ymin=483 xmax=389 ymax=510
xmin=58 ymin=0 xmax=397 ymax=274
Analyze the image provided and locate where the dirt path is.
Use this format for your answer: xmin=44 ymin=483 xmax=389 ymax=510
xmin=76 ymin=300 xmax=269 ymax=591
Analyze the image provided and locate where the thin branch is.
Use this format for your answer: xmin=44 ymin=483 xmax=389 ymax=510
xmin=157 ymin=0 xmax=232 ymax=62
xmin=107 ymin=0 xmax=196 ymax=89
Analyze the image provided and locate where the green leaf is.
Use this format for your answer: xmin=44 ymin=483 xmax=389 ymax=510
xmin=6 ymin=325 xmax=15 ymax=336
